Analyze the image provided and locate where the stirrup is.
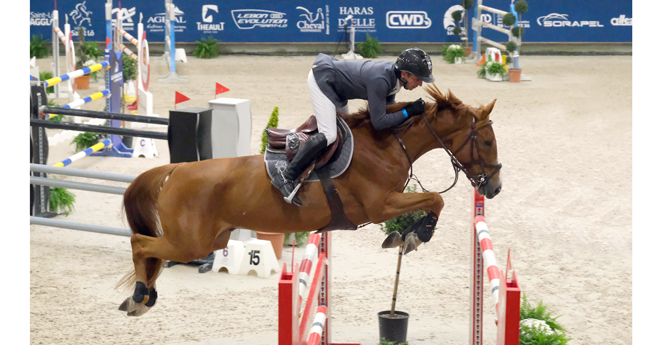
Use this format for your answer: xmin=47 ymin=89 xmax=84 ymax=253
xmin=283 ymin=182 xmax=302 ymax=205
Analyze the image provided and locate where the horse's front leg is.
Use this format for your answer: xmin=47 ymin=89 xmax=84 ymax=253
xmin=369 ymin=191 xmax=444 ymax=253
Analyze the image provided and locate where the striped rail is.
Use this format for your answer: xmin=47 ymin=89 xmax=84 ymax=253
xmin=306 ymin=305 xmax=327 ymax=345
xmin=61 ymin=90 xmax=111 ymax=109
xmin=298 ymin=233 xmax=321 ymax=310
xmin=53 ymin=26 xmax=67 ymax=44
xmin=53 ymin=139 xmax=112 ymax=167
xmin=474 ymin=216 xmax=500 ymax=311
xmin=44 ymin=61 xmax=110 ymax=88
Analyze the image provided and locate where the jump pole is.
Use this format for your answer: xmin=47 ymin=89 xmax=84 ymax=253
xmin=471 ymin=189 xmax=522 ymax=345
xmin=158 ymin=0 xmax=188 ymax=83
xmin=108 ymin=0 xmax=154 ymax=116
xmin=279 ymin=232 xmax=360 ymax=345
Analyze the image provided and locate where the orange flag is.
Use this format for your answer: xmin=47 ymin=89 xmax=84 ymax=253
xmin=215 ymin=82 xmax=230 ymax=96
xmin=175 ymin=91 xmax=190 ymax=109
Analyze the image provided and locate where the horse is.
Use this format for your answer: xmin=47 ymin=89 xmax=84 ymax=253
xmin=117 ymin=84 xmax=502 ymax=316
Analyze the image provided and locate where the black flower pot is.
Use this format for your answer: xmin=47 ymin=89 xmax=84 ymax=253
xmin=378 ymin=310 xmax=409 ymax=343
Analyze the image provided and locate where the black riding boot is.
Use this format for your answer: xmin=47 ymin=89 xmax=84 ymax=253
xmin=271 ymin=133 xmax=328 ymax=206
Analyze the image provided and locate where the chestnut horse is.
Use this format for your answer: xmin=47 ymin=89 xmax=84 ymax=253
xmin=117 ymin=84 xmax=502 ymax=316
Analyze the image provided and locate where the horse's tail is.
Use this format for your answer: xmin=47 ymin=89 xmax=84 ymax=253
xmin=116 ymin=163 xmax=178 ymax=290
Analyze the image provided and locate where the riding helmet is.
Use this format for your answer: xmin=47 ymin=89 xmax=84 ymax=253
xmin=395 ymin=48 xmax=435 ymax=83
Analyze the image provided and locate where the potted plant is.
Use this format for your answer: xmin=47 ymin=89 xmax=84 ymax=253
xmin=377 ymin=186 xmax=426 ymax=343
xmin=357 ymin=34 xmax=383 ymax=59
xmin=451 ymin=0 xmax=474 ymax=56
xmin=502 ymin=0 xmax=528 ymax=82
xmin=442 ymin=44 xmax=466 ymax=64
xmin=75 ymin=28 xmax=102 ymax=89
xmin=256 ymin=106 xmax=286 ymax=259
xmin=477 ymin=56 xmax=507 ymax=82
xmin=30 ymin=34 xmax=50 ymax=59
xmin=519 ymin=294 xmax=572 ymax=344
xmin=192 ymin=36 xmax=220 ymax=59
xmin=49 ymin=185 xmax=76 ymax=215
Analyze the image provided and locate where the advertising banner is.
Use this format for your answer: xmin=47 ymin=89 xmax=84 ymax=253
xmin=30 ymin=0 xmax=632 ymax=44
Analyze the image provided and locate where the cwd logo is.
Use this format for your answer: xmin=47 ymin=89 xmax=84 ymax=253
xmin=386 ymin=11 xmax=432 ymax=29
xmin=611 ymin=15 xmax=632 ymax=26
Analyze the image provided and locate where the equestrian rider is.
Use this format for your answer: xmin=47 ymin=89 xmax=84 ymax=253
xmin=272 ymin=48 xmax=436 ymax=206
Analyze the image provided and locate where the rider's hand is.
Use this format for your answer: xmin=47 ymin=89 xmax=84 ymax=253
xmin=403 ymin=98 xmax=425 ymax=117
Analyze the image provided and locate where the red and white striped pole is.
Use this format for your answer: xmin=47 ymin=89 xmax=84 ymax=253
xmin=474 ymin=216 xmax=500 ymax=311
xmin=306 ymin=305 xmax=327 ymax=345
xmin=298 ymin=233 xmax=321 ymax=309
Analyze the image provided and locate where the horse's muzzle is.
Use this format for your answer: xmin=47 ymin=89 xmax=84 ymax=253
xmin=478 ymin=177 xmax=502 ymax=199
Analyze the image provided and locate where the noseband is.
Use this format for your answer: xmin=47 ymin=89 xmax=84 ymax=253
xmin=394 ymin=112 xmax=502 ymax=194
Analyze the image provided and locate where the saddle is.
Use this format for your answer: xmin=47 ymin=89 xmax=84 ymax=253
xmin=265 ymin=116 xmax=356 ymax=232
xmin=266 ymin=115 xmax=344 ymax=169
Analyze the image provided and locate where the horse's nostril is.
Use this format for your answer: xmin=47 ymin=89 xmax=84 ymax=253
xmin=494 ymin=187 xmax=501 ymax=196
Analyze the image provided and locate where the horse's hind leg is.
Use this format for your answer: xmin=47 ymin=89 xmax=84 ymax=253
xmin=119 ymin=224 xmax=235 ymax=316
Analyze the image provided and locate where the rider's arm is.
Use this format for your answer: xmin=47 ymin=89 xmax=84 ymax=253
xmin=367 ymin=78 xmax=407 ymax=131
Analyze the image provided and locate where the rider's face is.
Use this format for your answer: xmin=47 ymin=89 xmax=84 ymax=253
xmin=401 ymin=72 xmax=423 ymax=90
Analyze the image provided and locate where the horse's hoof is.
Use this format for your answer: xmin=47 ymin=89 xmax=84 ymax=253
xmin=118 ymin=297 xmax=130 ymax=311
xmin=127 ymin=304 xmax=152 ymax=317
xmin=118 ymin=295 xmax=150 ymax=314
xmin=382 ymin=232 xmax=404 ymax=248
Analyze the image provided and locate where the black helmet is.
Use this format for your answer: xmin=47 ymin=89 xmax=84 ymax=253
xmin=395 ymin=48 xmax=435 ymax=83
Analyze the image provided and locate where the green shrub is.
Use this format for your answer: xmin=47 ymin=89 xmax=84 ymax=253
xmin=379 ymin=185 xmax=425 ymax=235
xmin=515 ymin=0 xmax=529 ymax=14
xmin=46 ymin=99 xmax=63 ymax=121
xmin=30 ymin=34 xmax=49 ymax=58
xmin=505 ymin=41 xmax=518 ymax=55
xmin=193 ymin=36 xmax=220 ymax=59
xmin=503 ymin=13 xmax=516 ymax=27
xmin=40 ymin=72 xmax=55 ymax=94
xmin=519 ymin=294 xmax=571 ymax=345
xmin=442 ymin=44 xmax=465 ymax=64
xmin=462 ymin=0 xmax=474 ymax=10
xmin=49 ymin=186 xmax=76 ymax=215
xmin=71 ymin=132 xmax=105 ymax=152
xmin=380 ymin=338 xmax=408 ymax=345
xmin=260 ymin=106 xmax=279 ymax=154
xmin=284 ymin=232 xmax=310 ymax=247
xmin=512 ymin=27 xmax=525 ymax=38
xmin=452 ymin=26 xmax=462 ymax=36
xmin=477 ymin=58 xmax=507 ymax=79
xmin=357 ymin=34 xmax=382 ymax=59
xmin=452 ymin=10 xmax=462 ymax=22
xmin=83 ymin=40 xmax=103 ymax=61
xmin=122 ymin=54 xmax=138 ymax=82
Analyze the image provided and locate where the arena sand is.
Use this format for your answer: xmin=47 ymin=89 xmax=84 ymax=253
xmin=30 ymin=55 xmax=631 ymax=345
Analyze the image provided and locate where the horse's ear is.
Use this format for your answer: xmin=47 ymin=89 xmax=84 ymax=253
xmin=482 ymin=99 xmax=497 ymax=117
xmin=446 ymin=89 xmax=463 ymax=107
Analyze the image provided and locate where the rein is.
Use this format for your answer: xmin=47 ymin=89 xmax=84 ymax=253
xmin=393 ymin=111 xmax=502 ymax=194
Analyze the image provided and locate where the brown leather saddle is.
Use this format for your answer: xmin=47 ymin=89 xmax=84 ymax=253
xmin=265 ymin=115 xmax=357 ymax=232
xmin=266 ymin=115 xmax=344 ymax=169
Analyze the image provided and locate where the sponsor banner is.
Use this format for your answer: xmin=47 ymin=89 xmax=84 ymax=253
xmin=30 ymin=0 xmax=631 ymax=43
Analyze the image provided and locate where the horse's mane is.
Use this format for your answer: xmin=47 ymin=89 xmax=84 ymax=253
xmin=340 ymin=84 xmax=486 ymax=130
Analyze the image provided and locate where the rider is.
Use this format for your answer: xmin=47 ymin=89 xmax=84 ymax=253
xmin=272 ymin=48 xmax=436 ymax=206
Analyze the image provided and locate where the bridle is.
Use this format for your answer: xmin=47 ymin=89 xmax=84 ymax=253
xmin=393 ymin=109 xmax=502 ymax=194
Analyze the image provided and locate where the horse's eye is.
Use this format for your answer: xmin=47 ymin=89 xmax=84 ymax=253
xmin=484 ymin=140 xmax=493 ymax=147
